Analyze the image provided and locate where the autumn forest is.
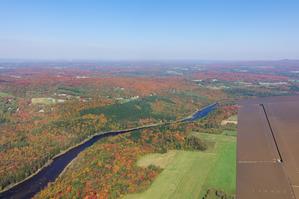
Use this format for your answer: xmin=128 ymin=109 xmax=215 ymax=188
xmin=1 ymin=60 xmax=299 ymax=198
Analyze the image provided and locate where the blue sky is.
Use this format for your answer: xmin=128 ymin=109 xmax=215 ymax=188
xmin=0 ymin=0 xmax=299 ymax=60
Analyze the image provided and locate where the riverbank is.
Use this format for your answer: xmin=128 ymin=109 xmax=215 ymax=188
xmin=0 ymin=121 xmax=168 ymax=195
xmin=0 ymin=123 xmax=161 ymax=194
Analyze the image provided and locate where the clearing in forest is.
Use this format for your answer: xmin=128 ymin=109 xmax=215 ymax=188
xmin=124 ymin=132 xmax=236 ymax=199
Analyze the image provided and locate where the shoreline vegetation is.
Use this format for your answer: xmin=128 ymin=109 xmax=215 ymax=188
xmin=0 ymin=123 xmax=161 ymax=194
xmin=0 ymin=103 xmax=217 ymax=196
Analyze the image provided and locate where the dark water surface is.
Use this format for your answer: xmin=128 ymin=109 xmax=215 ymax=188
xmin=0 ymin=103 xmax=218 ymax=199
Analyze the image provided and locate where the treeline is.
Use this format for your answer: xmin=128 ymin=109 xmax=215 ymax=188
xmin=129 ymin=125 xmax=208 ymax=153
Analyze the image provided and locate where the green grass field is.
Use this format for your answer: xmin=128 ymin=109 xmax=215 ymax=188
xmin=31 ymin=97 xmax=57 ymax=105
xmin=227 ymin=115 xmax=237 ymax=121
xmin=125 ymin=150 xmax=216 ymax=199
xmin=0 ymin=92 xmax=10 ymax=97
xmin=124 ymin=131 xmax=236 ymax=199
xmin=192 ymin=132 xmax=236 ymax=197
xmin=137 ymin=150 xmax=178 ymax=169
xmin=223 ymin=130 xmax=237 ymax=136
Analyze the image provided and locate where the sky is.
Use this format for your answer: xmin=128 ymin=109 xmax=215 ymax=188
xmin=0 ymin=0 xmax=299 ymax=60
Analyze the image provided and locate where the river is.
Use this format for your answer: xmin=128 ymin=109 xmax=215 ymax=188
xmin=0 ymin=102 xmax=218 ymax=199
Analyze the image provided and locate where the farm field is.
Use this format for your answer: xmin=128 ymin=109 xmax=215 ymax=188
xmin=197 ymin=133 xmax=236 ymax=197
xmin=124 ymin=131 xmax=236 ymax=199
xmin=136 ymin=150 xmax=178 ymax=169
xmin=124 ymin=150 xmax=215 ymax=199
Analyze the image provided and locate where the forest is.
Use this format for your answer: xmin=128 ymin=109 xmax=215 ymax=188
xmin=0 ymin=63 xmax=298 ymax=198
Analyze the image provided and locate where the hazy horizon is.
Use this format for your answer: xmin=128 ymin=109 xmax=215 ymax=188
xmin=1 ymin=0 xmax=299 ymax=60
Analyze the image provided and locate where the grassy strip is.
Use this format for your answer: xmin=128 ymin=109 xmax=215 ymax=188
xmin=199 ymin=137 xmax=236 ymax=197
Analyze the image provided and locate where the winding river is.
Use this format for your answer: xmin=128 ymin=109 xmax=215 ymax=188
xmin=0 ymin=103 xmax=218 ymax=199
